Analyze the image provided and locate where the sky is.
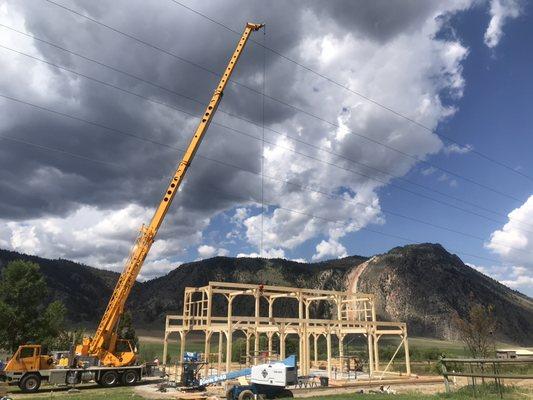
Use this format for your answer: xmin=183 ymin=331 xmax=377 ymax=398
xmin=0 ymin=0 xmax=532 ymax=295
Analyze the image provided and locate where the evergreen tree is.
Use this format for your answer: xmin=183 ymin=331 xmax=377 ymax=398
xmin=0 ymin=260 xmax=66 ymax=352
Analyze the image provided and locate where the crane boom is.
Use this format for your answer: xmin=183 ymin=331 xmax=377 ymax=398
xmin=81 ymin=23 xmax=264 ymax=366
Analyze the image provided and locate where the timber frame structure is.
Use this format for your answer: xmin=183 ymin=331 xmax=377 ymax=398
xmin=164 ymin=282 xmax=411 ymax=379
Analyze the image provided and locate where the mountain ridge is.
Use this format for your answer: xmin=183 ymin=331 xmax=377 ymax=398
xmin=1 ymin=244 xmax=532 ymax=345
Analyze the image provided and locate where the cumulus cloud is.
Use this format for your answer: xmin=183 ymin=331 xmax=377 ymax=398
xmin=0 ymin=0 xmax=479 ymax=274
xmin=0 ymin=204 xmax=194 ymax=279
xmin=237 ymin=248 xmax=286 ymax=259
xmin=484 ymin=0 xmax=522 ymax=48
xmin=486 ymin=195 xmax=533 ymax=266
xmin=312 ymin=239 xmax=348 ymax=261
xmin=468 ymin=262 xmax=533 ymax=293
xmin=485 ymin=196 xmax=533 ymax=294
xmin=197 ymin=244 xmax=229 ymax=259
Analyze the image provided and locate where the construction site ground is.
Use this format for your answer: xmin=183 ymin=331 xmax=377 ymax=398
xmin=4 ymin=376 xmax=533 ymax=400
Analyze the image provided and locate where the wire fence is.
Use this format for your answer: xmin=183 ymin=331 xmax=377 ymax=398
xmin=440 ymin=357 xmax=533 ymax=399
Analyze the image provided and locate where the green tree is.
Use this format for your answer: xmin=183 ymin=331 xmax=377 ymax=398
xmin=118 ymin=311 xmax=139 ymax=350
xmin=0 ymin=260 xmax=67 ymax=352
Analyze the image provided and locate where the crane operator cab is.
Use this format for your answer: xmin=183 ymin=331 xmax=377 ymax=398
xmin=75 ymin=336 xmax=136 ymax=367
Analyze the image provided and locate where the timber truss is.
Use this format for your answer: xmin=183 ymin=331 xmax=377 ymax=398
xmin=164 ymin=281 xmax=411 ymax=379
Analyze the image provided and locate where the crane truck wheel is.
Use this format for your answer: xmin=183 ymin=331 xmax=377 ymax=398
xmin=99 ymin=371 xmax=119 ymax=387
xmin=19 ymin=373 xmax=41 ymax=393
xmin=238 ymin=389 xmax=254 ymax=400
xmin=121 ymin=370 xmax=138 ymax=386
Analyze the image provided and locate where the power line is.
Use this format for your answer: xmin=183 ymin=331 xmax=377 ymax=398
xmin=1 ymin=52 xmax=531 ymax=235
xmin=38 ymin=0 xmax=533 ymax=194
xmin=194 ymin=186 xmax=519 ymax=267
xmin=3 ymin=42 xmax=532 ymax=234
xmin=1 ymin=24 xmax=524 ymax=217
xmin=0 ymin=135 xmax=117 ymax=167
xmin=3 ymin=92 xmax=533 ymax=259
xmin=0 ymin=126 xmax=520 ymax=266
xmin=168 ymin=0 xmax=533 ymax=183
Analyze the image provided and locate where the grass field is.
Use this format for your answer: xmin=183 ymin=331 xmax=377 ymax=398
xmin=10 ymin=384 xmax=532 ymax=400
xmin=304 ymin=385 xmax=532 ymax=399
xmin=9 ymin=386 xmax=144 ymax=399
xmin=136 ymin=334 xmax=471 ymax=363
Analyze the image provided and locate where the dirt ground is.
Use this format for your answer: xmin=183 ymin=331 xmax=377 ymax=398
xmin=133 ymin=376 xmax=448 ymax=399
xmin=6 ymin=375 xmax=532 ymax=399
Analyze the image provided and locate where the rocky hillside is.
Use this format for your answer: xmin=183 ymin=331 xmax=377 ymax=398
xmin=348 ymin=244 xmax=533 ymax=345
xmin=1 ymin=244 xmax=532 ymax=345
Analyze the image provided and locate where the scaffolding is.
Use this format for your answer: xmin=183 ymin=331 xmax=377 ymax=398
xmin=163 ymin=281 xmax=411 ymax=379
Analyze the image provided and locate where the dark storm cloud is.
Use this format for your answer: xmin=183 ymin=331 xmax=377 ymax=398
xmin=311 ymin=0 xmax=445 ymax=42
xmin=0 ymin=0 xmax=476 ymax=270
xmin=0 ymin=0 xmax=455 ymax=221
xmin=0 ymin=0 xmax=314 ymax=221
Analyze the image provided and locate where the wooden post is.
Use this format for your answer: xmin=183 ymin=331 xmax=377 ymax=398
xmin=403 ymin=328 xmax=411 ymax=376
xmin=304 ymin=300 xmax=312 ymax=374
xmin=367 ymin=332 xmax=374 ymax=376
xmin=207 ymin=285 xmax=212 ymax=326
xmin=245 ymin=331 xmax=251 ymax=366
xmin=280 ymin=332 xmax=286 ymax=359
xmin=204 ymin=331 xmax=212 ymax=376
xmin=373 ymin=333 xmax=380 ymax=372
xmin=218 ymin=332 xmax=223 ymax=374
xmin=226 ymin=296 xmax=234 ymax=372
xmin=305 ymin=333 xmax=311 ymax=375
xmin=162 ymin=331 xmax=169 ymax=366
xmin=179 ymin=331 xmax=187 ymax=364
xmin=314 ymin=334 xmax=318 ymax=367
xmin=267 ymin=332 xmax=273 ymax=358
xmin=326 ymin=332 xmax=332 ymax=379
xmin=338 ymin=334 xmax=345 ymax=375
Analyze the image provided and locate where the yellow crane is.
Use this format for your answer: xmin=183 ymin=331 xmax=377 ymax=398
xmin=79 ymin=21 xmax=264 ymax=367
xmin=2 ymin=22 xmax=264 ymax=392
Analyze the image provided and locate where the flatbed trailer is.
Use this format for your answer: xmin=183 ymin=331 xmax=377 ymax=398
xmin=1 ymin=363 xmax=155 ymax=393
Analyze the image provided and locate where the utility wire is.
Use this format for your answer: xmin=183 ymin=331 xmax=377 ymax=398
xmin=3 ymin=41 xmax=531 ymax=234
xmin=175 ymin=184 xmax=522 ymax=267
xmin=1 ymin=46 xmax=532 ymax=234
xmin=0 ymin=24 xmax=523 ymax=217
xmin=0 ymin=127 xmax=521 ymax=265
xmin=4 ymin=92 xmax=533 ymax=259
xmin=0 ymin=135 xmax=117 ymax=167
xmin=168 ymin=0 xmax=533 ymax=183
xmin=39 ymin=0 xmax=533 ymax=193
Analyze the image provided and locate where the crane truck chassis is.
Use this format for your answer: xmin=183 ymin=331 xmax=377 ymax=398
xmin=0 ymin=344 xmax=160 ymax=393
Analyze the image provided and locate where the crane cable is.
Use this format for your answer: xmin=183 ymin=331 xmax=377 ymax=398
xmin=260 ymin=24 xmax=266 ymax=258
